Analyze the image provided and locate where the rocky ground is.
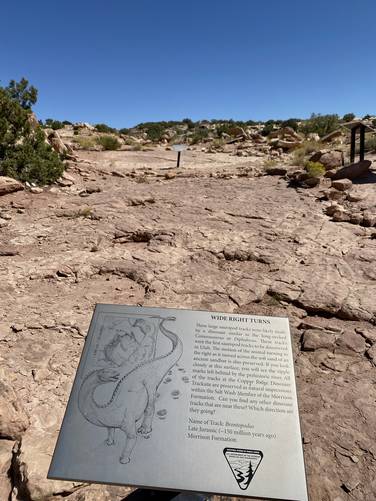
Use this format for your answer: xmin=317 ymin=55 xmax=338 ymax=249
xmin=1 ymin=147 xmax=376 ymax=501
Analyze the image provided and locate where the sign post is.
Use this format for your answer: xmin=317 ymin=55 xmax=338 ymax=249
xmin=49 ymin=304 xmax=308 ymax=501
xmin=172 ymin=144 xmax=187 ymax=167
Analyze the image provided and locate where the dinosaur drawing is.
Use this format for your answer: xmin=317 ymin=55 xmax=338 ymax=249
xmin=78 ymin=316 xmax=182 ymax=464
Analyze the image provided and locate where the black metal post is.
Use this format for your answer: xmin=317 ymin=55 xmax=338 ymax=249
xmin=122 ymin=490 xmax=208 ymax=501
xmin=177 ymin=151 xmax=181 ymax=167
xmin=359 ymin=124 xmax=365 ymax=161
xmin=350 ymin=126 xmax=357 ymax=163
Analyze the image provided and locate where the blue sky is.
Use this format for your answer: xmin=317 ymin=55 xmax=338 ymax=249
xmin=1 ymin=1 xmax=375 ymax=127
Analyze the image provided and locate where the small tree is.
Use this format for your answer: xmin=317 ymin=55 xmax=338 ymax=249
xmin=5 ymin=78 xmax=38 ymax=110
xmin=342 ymin=113 xmax=355 ymax=122
xmin=0 ymin=79 xmax=64 ymax=184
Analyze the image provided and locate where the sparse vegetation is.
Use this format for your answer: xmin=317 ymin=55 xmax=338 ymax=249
xmin=263 ymin=159 xmax=278 ymax=168
xmin=291 ymin=141 xmax=323 ymax=165
xmin=97 ymin=135 xmax=121 ymax=150
xmin=73 ymin=136 xmax=97 ymax=149
xmin=45 ymin=119 xmax=64 ymax=130
xmin=95 ymin=123 xmax=117 ymax=134
xmin=342 ymin=113 xmax=355 ymax=122
xmin=190 ymin=129 xmax=209 ymax=144
xmin=300 ymin=114 xmax=340 ymax=138
xmin=365 ymin=135 xmax=376 ymax=152
xmin=0 ymin=78 xmax=64 ymax=184
xmin=304 ymin=161 xmax=325 ymax=177
xmin=281 ymin=118 xmax=300 ymax=131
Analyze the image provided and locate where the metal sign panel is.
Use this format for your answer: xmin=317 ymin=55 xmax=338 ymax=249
xmin=48 ymin=304 xmax=308 ymax=501
xmin=171 ymin=144 xmax=187 ymax=152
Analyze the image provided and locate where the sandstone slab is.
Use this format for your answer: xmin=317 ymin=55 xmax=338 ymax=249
xmin=0 ymin=177 xmax=24 ymax=196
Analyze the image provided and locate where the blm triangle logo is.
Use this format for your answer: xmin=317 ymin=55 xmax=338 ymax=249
xmin=223 ymin=447 xmax=263 ymax=490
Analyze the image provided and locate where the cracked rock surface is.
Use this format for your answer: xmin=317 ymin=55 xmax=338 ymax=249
xmin=1 ymin=148 xmax=376 ymax=500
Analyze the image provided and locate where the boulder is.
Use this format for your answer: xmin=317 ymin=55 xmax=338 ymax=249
xmin=270 ymin=139 xmax=302 ymax=150
xmin=331 ymin=179 xmax=352 ymax=191
xmin=13 ymin=427 xmax=82 ymax=500
xmin=0 ymin=440 xmax=13 ymax=501
xmin=324 ymin=189 xmax=346 ymax=201
xmin=0 ymin=378 xmax=29 ymax=439
xmin=336 ymin=331 xmax=366 ymax=355
xmin=302 ymin=329 xmax=336 ymax=351
xmin=306 ymin=133 xmax=320 ymax=142
xmin=265 ymin=166 xmax=288 ymax=176
xmin=362 ymin=211 xmax=376 ymax=227
xmin=367 ymin=344 xmax=376 ymax=365
xmin=325 ymin=203 xmax=341 ymax=216
xmin=347 ymin=190 xmax=366 ymax=202
xmin=332 ymin=160 xmax=372 ymax=180
xmin=349 ymin=212 xmax=363 ymax=225
xmin=321 ymin=129 xmax=343 ymax=143
xmin=0 ymin=177 xmax=24 ymax=196
xmin=316 ymin=151 xmax=344 ymax=170
xmin=269 ymin=127 xmax=303 ymax=141
xmin=48 ymin=130 xmax=69 ymax=156
xmin=332 ymin=209 xmax=350 ymax=222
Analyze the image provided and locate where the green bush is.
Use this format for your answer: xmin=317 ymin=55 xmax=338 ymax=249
xmin=119 ymin=127 xmax=130 ymax=135
xmin=95 ymin=123 xmax=117 ymax=134
xmin=141 ymin=123 xmax=166 ymax=142
xmin=73 ymin=136 xmax=97 ymax=149
xmin=190 ymin=129 xmax=209 ymax=144
xmin=342 ymin=113 xmax=355 ymax=122
xmin=281 ymin=118 xmax=300 ymax=131
xmin=300 ymin=114 xmax=340 ymax=138
xmin=97 ymin=135 xmax=121 ymax=150
xmin=45 ymin=118 xmax=64 ymax=130
xmin=5 ymin=78 xmax=37 ymax=109
xmin=304 ymin=161 xmax=325 ymax=177
xmin=0 ymin=79 xmax=64 ymax=185
xmin=365 ymin=136 xmax=376 ymax=152
xmin=182 ymin=118 xmax=195 ymax=130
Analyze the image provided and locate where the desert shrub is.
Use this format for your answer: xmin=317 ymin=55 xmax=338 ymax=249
xmin=45 ymin=118 xmax=64 ymax=130
xmin=182 ymin=118 xmax=195 ymax=130
xmin=216 ymin=123 xmax=241 ymax=137
xmin=263 ymin=159 xmax=278 ymax=168
xmin=95 ymin=123 xmax=117 ymax=134
xmin=0 ymin=79 xmax=64 ymax=185
xmin=190 ymin=129 xmax=209 ymax=144
xmin=0 ymin=128 xmax=64 ymax=184
xmin=141 ymin=123 xmax=165 ymax=142
xmin=342 ymin=113 xmax=355 ymax=122
xmin=290 ymin=141 xmax=323 ymax=165
xmin=281 ymin=118 xmax=299 ymax=131
xmin=365 ymin=136 xmax=376 ymax=152
xmin=63 ymin=120 xmax=72 ymax=126
xmin=304 ymin=161 xmax=325 ymax=177
xmin=119 ymin=128 xmax=130 ymax=135
xmin=261 ymin=120 xmax=281 ymax=136
xmin=97 ymin=135 xmax=121 ymax=150
xmin=73 ymin=136 xmax=97 ymax=149
xmin=300 ymin=114 xmax=340 ymax=138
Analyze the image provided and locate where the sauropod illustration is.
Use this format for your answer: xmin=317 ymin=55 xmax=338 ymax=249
xmin=78 ymin=316 xmax=182 ymax=463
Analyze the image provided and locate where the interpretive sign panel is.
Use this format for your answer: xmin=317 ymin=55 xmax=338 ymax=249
xmin=49 ymin=304 xmax=308 ymax=501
